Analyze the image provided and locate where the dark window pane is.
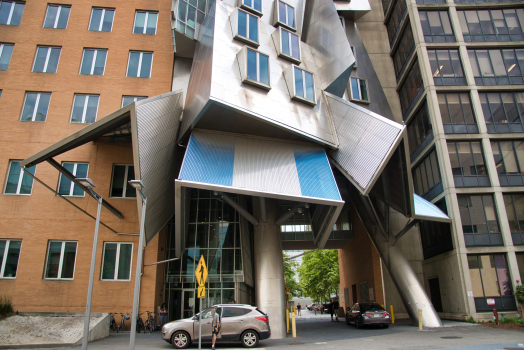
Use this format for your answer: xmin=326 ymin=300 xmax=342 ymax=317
xmin=247 ymin=49 xmax=257 ymax=81
xmin=117 ymin=244 xmax=132 ymax=280
xmin=111 ymin=165 xmax=125 ymax=197
xmin=61 ymin=242 xmax=77 ymax=278
xmin=45 ymin=241 xmax=62 ymax=278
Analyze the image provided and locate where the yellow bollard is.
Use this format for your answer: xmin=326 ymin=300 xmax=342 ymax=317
xmin=390 ymin=305 xmax=394 ymax=324
xmin=291 ymin=310 xmax=296 ymax=338
xmin=418 ymin=309 xmax=422 ymax=331
xmin=286 ymin=308 xmax=289 ymax=333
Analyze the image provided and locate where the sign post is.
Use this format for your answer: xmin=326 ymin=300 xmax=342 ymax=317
xmin=195 ymin=255 xmax=208 ymax=350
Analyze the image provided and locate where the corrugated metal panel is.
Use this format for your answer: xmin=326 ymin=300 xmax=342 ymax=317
xmin=413 ymin=194 xmax=451 ymax=221
xmin=179 ymin=131 xmax=341 ymax=201
xmin=325 ymin=92 xmax=404 ymax=195
xmin=135 ymin=92 xmax=184 ymax=244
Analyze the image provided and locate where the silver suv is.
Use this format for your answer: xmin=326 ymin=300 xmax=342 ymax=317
xmin=162 ymin=304 xmax=271 ymax=349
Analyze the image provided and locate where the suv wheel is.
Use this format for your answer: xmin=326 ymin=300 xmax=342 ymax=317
xmin=172 ymin=331 xmax=190 ymax=349
xmin=241 ymin=330 xmax=259 ymax=348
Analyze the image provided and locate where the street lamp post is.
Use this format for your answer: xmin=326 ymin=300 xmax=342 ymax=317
xmin=128 ymin=180 xmax=147 ymax=350
xmin=77 ymin=178 xmax=103 ymax=350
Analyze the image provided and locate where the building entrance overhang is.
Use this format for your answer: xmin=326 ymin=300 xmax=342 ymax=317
xmin=19 ymin=91 xmax=185 ymax=246
xmin=173 ymin=130 xmax=345 ymax=257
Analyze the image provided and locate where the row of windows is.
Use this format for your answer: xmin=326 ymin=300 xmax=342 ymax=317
xmin=0 ymin=45 xmax=153 ymax=78
xmin=0 ymin=1 xmax=159 ymax=34
xmin=4 ymin=161 xmax=136 ymax=198
xmin=10 ymin=92 xmax=145 ymax=124
xmin=392 ymin=22 xmax=414 ymax=78
xmin=386 ymin=0 xmax=408 ymax=45
xmin=469 ymin=48 xmax=524 ymax=85
xmin=0 ymin=239 xmax=133 ymax=281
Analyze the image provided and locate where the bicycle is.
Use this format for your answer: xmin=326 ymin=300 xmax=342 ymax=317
xmin=118 ymin=313 xmax=130 ymax=332
xmin=144 ymin=311 xmax=157 ymax=333
xmin=136 ymin=312 xmax=145 ymax=333
xmin=109 ymin=313 xmax=118 ymax=332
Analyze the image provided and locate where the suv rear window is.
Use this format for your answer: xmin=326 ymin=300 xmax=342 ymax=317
xmin=361 ymin=304 xmax=385 ymax=311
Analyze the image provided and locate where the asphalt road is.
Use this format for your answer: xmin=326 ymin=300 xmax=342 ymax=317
xmin=30 ymin=309 xmax=524 ymax=350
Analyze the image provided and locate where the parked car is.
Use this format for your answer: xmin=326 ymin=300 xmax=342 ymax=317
xmin=162 ymin=304 xmax=270 ymax=349
xmin=345 ymin=303 xmax=391 ymax=328
xmin=307 ymin=303 xmax=317 ymax=311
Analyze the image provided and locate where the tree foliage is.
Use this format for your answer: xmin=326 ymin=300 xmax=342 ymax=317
xmin=283 ymin=253 xmax=302 ymax=297
xmin=298 ymin=250 xmax=339 ymax=302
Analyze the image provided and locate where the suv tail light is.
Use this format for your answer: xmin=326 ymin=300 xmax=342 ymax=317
xmin=255 ymin=316 xmax=269 ymax=323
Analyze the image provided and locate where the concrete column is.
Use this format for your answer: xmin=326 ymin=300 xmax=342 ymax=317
xmin=253 ymin=197 xmax=286 ymax=339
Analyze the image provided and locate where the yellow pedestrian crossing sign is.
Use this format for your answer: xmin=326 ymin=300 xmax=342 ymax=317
xmin=198 ymin=285 xmax=206 ymax=298
xmin=195 ymin=255 xmax=208 ymax=287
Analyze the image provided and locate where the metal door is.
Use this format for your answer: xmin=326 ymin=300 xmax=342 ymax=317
xmin=182 ymin=290 xmax=196 ymax=319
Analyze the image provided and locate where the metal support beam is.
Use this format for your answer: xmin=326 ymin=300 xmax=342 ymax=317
xmin=46 ymin=158 xmax=124 ymax=219
xmin=392 ymin=219 xmax=419 ymax=246
xmin=144 ymin=257 xmax=180 ymax=267
xmin=275 ymin=203 xmax=303 ymax=226
xmin=284 ymin=249 xmax=318 ymax=261
xmin=259 ymin=197 xmax=267 ymax=222
xmin=216 ymin=192 xmax=259 ymax=226
xmin=22 ymin=167 xmax=118 ymax=234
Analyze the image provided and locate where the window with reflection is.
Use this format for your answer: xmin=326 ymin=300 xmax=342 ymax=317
xmin=458 ymin=9 xmax=524 ymax=42
xmin=134 ymin=11 xmax=158 ymax=35
xmin=241 ymin=0 xmax=262 ymax=14
xmin=438 ymin=92 xmax=478 ymax=134
xmin=412 ymin=148 xmax=442 ymax=200
xmin=280 ymin=27 xmax=300 ymax=62
xmin=468 ymin=254 xmax=514 ymax=311
xmin=44 ymin=241 xmax=77 ymax=280
xmin=245 ymin=48 xmax=269 ymax=88
xmin=236 ymin=9 xmax=259 ymax=44
xmin=277 ymin=1 xmax=295 ymax=30
xmin=4 ymin=160 xmax=35 ymax=195
xmin=503 ymin=193 xmax=524 ymax=244
xmin=176 ymin=0 xmax=206 ymax=39
xmin=43 ymin=4 xmax=70 ymax=29
xmin=88 ymin=7 xmax=114 ymax=32
xmin=407 ymin=100 xmax=432 ymax=157
xmin=428 ymin=49 xmax=466 ymax=85
xmin=419 ymin=11 xmax=455 ymax=42
xmin=0 ymin=43 xmax=13 ymax=71
xmin=459 ymin=195 xmax=501 ymax=246
xmin=386 ymin=0 xmax=407 ymax=46
xmin=448 ymin=141 xmax=490 ymax=187
xmin=349 ymin=77 xmax=369 ymax=103
xmin=469 ymin=49 xmax=524 ymax=85
xmin=293 ymin=66 xmax=315 ymax=104
xmin=0 ymin=1 xmax=24 ymax=26
xmin=491 ymin=140 xmax=524 ymax=186
xmin=479 ymin=91 xmax=524 ymax=133
xmin=392 ymin=23 xmax=414 ymax=78
xmin=399 ymin=60 xmax=423 ymax=116
xmin=0 ymin=239 xmax=22 ymax=278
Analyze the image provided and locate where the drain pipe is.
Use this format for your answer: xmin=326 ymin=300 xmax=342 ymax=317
xmin=215 ymin=192 xmax=259 ymax=226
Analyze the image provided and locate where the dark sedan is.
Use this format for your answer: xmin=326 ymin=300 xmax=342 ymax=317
xmin=345 ymin=303 xmax=391 ymax=328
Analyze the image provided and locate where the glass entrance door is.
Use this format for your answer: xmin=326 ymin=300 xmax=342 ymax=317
xmin=182 ymin=289 xmax=197 ymax=319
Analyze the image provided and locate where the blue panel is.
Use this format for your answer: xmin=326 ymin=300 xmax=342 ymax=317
xmin=179 ymin=133 xmax=235 ymax=186
xmin=414 ymin=194 xmax=450 ymax=220
xmin=294 ymin=149 xmax=341 ymax=200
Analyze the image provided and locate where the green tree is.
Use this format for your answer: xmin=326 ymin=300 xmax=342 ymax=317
xmin=283 ymin=253 xmax=302 ymax=297
xmin=298 ymin=250 xmax=339 ymax=303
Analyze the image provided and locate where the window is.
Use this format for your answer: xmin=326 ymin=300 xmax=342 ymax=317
xmin=385 ymin=0 xmax=407 ymax=46
xmin=276 ymin=1 xmax=295 ymax=30
xmin=448 ymin=141 xmax=489 ymax=187
xmin=479 ymin=91 xmax=524 ymax=133
xmin=242 ymin=47 xmax=270 ymax=89
xmin=32 ymin=46 xmax=61 ymax=73
xmin=0 ymin=43 xmax=13 ymax=70
xmin=127 ymin=51 xmax=153 ymax=78
xmin=468 ymin=254 xmax=515 ymax=312
xmin=291 ymin=66 xmax=315 ymax=105
xmin=175 ymin=0 xmax=206 ymax=39
xmin=111 ymin=164 xmax=136 ymax=198
xmin=416 ymin=0 xmax=445 ymax=4
xmin=240 ymin=0 xmax=262 ymax=14
xmin=44 ymin=241 xmax=77 ymax=279
xmin=458 ymin=9 xmax=524 ymax=42
xmin=399 ymin=60 xmax=423 ymax=116
xmin=222 ymin=307 xmax=247 ymax=317
xmin=392 ymin=24 xmax=414 ymax=78
xmin=419 ymin=11 xmax=454 ymax=43
xmin=458 ymin=195 xmax=502 ymax=246
xmin=88 ymin=8 xmax=114 ymax=32
xmin=235 ymin=9 xmax=259 ymax=45
xmin=71 ymin=94 xmax=99 ymax=124
xmin=0 ymin=1 xmax=24 ymax=25
xmin=419 ymin=198 xmax=453 ymax=259
xmin=101 ymin=242 xmax=133 ymax=281
xmin=133 ymin=11 xmax=158 ymax=34
xmin=351 ymin=46 xmax=357 ymax=68
xmin=349 ymin=77 xmax=369 ymax=103
xmin=469 ymin=49 xmax=524 ymax=85
xmin=491 ymin=140 xmax=524 ymax=186
xmin=438 ymin=92 xmax=478 ymax=134
xmin=504 ymin=193 xmax=524 ymax=244
xmin=58 ymin=162 xmax=88 ymax=196
xmin=0 ymin=239 xmax=21 ymax=278
xmin=407 ymin=100 xmax=432 ymax=159
xmin=122 ymin=96 xmax=146 ymax=107
xmin=412 ymin=149 xmax=442 ymax=200
xmin=80 ymin=49 xmax=107 ymax=75
xmin=20 ymin=92 xmax=51 ymax=122
xmin=278 ymin=27 xmax=300 ymax=62
xmin=428 ymin=49 xmax=466 ymax=86
xmin=4 ymin=160 xmax=35 ymax=194
xmin=43 ymin=4 xmax=70 ymax=29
